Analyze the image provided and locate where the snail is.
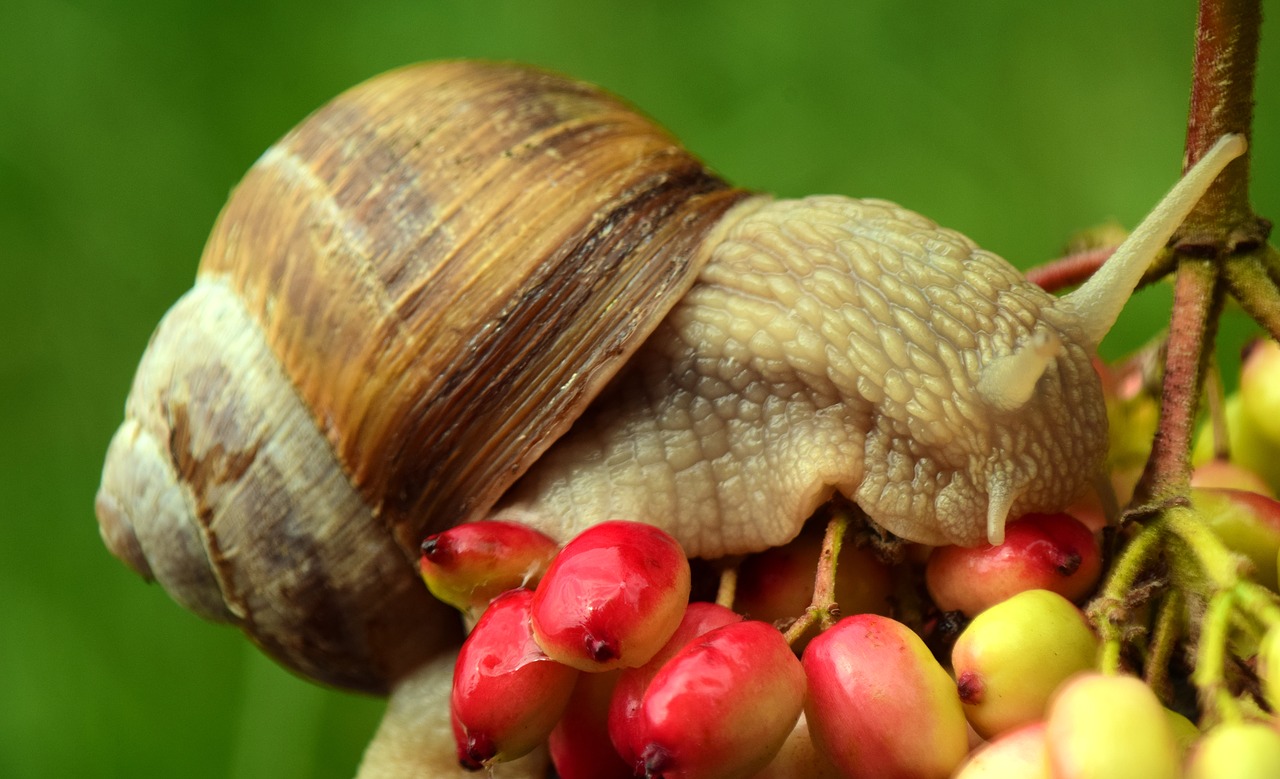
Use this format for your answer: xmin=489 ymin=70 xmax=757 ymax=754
xmin=95 ymin=60 xmax=1244 ymax=774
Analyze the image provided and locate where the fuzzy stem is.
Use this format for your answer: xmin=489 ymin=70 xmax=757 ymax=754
xmin=1134 ymin=259 xmax=1224 ymax=504
xmin=1180 ymin=0 xmax=1262 ymax=243
xmin=1145 ymin=588 xmax=1184 ymax=704
xmin=1166 ymin=505 xmax=1248 ymax=589
xmin=1194 ymin=590 xmax=1244 ymax=726
xmin=783 ymin=509 xmax=850 ymax=645
xmin=1224 ymin=249 xmax=1280 ymax=342
xmin=1092 ymin=521 xmax=1165 ymax=674
xmin=1232 ymin=580 xmax=1280 ymax=631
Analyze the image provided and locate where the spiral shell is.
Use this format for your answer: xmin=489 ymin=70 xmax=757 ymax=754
xmin=96 ymin=61 xmax=755 ymax=692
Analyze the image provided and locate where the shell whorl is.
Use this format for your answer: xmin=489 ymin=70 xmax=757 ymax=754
xmin=96 ymin=61 xmax=754 ymax=691
xmin=199 ymin=61 xmax=754 ymax=555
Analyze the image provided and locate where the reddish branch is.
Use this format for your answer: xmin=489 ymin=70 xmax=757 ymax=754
xmin=1131 ymin=0 xmax=1267 ymax=507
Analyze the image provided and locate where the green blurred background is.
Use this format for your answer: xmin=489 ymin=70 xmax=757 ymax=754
xmin=2 ymin=1 xmax=1277 ymax=776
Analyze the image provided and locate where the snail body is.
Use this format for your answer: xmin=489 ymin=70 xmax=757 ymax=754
xmin=96 ymin=60 xmax=1244 ymax=701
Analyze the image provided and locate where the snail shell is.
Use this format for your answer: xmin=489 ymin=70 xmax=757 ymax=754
xmin=96 ymin=61 xmax=753 ymax=692
xmin=96 ymin=59 xmax=1246 ymax=693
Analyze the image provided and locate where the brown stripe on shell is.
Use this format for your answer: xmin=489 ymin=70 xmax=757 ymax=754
xmin=100 ymin=283 xmax=459 ymax=693
xmin=198 ymin=61 xmax=756 ymax=557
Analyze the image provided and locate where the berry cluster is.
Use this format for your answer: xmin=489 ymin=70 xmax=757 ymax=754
xmin=417 ymin=341 xmax=1280 ymax=778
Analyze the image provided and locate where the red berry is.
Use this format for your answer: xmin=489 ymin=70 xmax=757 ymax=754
xmin=608 ymin=601 xmax=743 ymax=766
xmin=803 ymin=614 xmax=968 ymax=779
xmin=532 ymin=520 xmax=691 ymax=671
xmin=925 ymin=512 xmax=1101 ymax=616
xmin=633 ymin=620 xmax=805 ymax=779
xmin=419 ymin=520 xmax=559 ymax=617
xmin=549 ymin=671 xmax=633 ymax=779
xmin=451 ymin=589 xmax=579 ymax=766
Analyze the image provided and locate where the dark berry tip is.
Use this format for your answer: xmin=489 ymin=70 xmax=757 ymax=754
xmin=587 ymin=634 xmax=619 ymax=662
xmin=421 ymin=534 xmax=455 ymax=563
xmin=464 ymin=734 xmax=496 ymax=768
xmin=956 ymin=670 xmax=985 ymax=704
xmin=641 ymin=744 xmax=673 ymax=777
xmin=1054 ymin=550 xmax=1083 ymax=577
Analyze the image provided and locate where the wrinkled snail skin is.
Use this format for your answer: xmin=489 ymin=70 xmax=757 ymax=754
xmin=496 ymin=135 xmax=1248 ymax=554
xmin=96 ymin=56 xmax=1246 ymax=713
xmin=493 ymin=197 xmax=1102 ymax=555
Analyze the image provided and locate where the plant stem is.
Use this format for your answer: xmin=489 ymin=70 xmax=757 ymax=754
xmin=1092 ymin=521 xmax=1165 ymax=674
xmin=715 ymin=563 xmax=739 ymax=610
xmin=1194 ymin=590 xmax=1243 ymax=726
xmin=1134 ymin=0 xmax=1267 ymax=504
xmin=1024 ymin=247 xmax=1115 ymax=293
xmin=1134 ymin=259 xmax=1224 ymax=504
xmin=1224 ymin=250 xmax=1280 ymax=342
xmin=1180 ymin=0 xmax=1263 ymax=248
xmin=1145 ymin=588 xmax=1184 ymax=703
xmin=783 ymin=509 xmax=850 ymax=645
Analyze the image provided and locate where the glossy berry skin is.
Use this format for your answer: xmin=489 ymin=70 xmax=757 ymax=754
xmin=634 ymin=620 xmax=805 ymax=779
xmin=803 ymin=614 xmax=968 ymax=779
xmin=419 ymin=520 xmax=559 ymax=616
xmin=951 ymin=589 xmax=1098 ymax=738
xmin=451 ymin=588 xmax=579 ymax=766
xmin=532 ymin=520 xmax=691 ymax=672
xmin=926 ymin=512 xmax=1101 ymax=617
xmin=609 ymin=602 xmax=743 ymax=767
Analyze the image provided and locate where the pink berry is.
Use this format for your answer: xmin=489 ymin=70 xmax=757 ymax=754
xmin=634 ymin=620 xmax=806 ymax=779
xmin=952 ymin=721 xmax=1050 ymax=779
xmin=549 ymin=671 xmax=633 ymax=779
xmin=1241 ymin=337 xmax=1280 ymax=447
xmin=1191 ymin=486 xmax=1280 ymax=590
xmin=532 ymin=520 xmax=691 ymax=671
xmin=608 ymin=601 xmax=743 ymax=766
xmin=752 ymin=712 xmax=844 ymax=778
xmin=1045 ymin=672 xmax=1180 ymax=779
xmin=1191 ymin=459 xmax=1275 ymax=497
xmin=925 ymin=512 xmax=1101 ymax=616
xmin=419 ymin=520 xmax=559 ymax=616
xmin=803 ymin=614 xmax=969 ymax=779
xmin=451 ymin=588 xmax=579 ymax=766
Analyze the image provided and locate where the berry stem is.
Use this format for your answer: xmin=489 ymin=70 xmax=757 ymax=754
xmin=1230 ymin=580 xmax=1280 ymax=632
xmin=1193 ymin=590 xmax=1243 ymax=727
xmin=715 ymin=563 xmax=739 ymax=610
xmin=1223 ymin=249 xmax=1280 ymax=342
xmin=1144 ymin=587 xmax=1183 ymax=703
xmin=783 ymin=509 xmax=850 ymax=645
xmin=1164 ymin=506 xmax=1247 ymax=591
xmin=1091 ymin=520 xmax=1165 ymax=674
